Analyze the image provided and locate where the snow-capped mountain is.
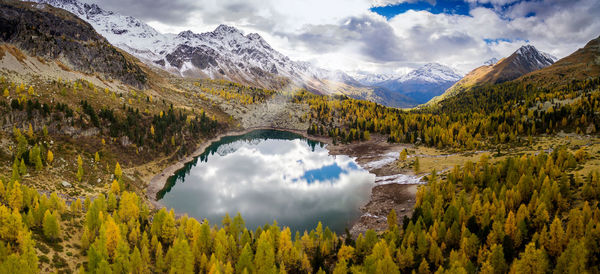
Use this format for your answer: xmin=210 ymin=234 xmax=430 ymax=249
xmin=427 ymin=44 xmax=557 ymax=106
xmin=27 ymin=0 xmax=353 ymax=93
xmin=352 ymin=72 xmax=395 ymax=86
xmin=484 ymin=57 xmax=499 ymax=66
xmin=395 ymin=63 xmax=462 ymax=83
xmin=513 ymin=45 xmax=556 ymax=70
xmin=484 ymin=45 xmax=556 ymax=84
xmin=359 ymin=63 xmax=462 ymax=104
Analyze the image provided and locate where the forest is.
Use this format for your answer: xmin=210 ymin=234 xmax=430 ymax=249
xmin=0 ymin=64 xmax=599 ymax=273
xmin=297 ymin=77 xmax=600 ymax=149
xmin=1 ymin=142 xmax=598 ymax=273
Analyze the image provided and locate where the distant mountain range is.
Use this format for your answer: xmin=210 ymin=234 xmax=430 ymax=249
xmin=28 ymin=0 xmax=429 ymax=108
xmin=352 ymin=63 xmax=462 ymax=104
xmin=10 ymin=0 xmax=573 ymax=110
xmin=428 ymin=45 xmax=557 ymax=105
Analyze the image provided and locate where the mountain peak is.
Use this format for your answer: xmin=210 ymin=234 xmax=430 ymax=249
xmin=510 ymin=44 xmax=555 ymax=71
xmin=214 ymin=24 xmax=243 ymax=35
xmin=515 ymin=44 xmax=557 ymax=61
xmin=484 ymin=57 xmax=499 ymax=66
xmin=402 ymin=63 xmax=462 ymax=83
xmin=516 ymin=44 xmax=537 ymax=55
xmin=177 ymin=30 xmax=197 ymax=39
xmin=246 ymin=33 xmax=263 ymax=41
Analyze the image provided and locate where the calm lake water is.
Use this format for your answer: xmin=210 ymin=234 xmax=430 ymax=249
xmin=157 ymin=130 xmax=375 ymax=233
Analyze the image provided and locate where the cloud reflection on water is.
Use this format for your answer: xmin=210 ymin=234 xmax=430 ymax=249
xmin=159 ymin=131 xmax=374 ymax=233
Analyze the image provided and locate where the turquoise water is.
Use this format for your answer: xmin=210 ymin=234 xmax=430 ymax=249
xmin=157 ymin=130 xmax=374 ymax=233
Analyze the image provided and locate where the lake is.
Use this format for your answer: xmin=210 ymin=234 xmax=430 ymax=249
xmin=157 ymin=129 xmax=375 ymax=233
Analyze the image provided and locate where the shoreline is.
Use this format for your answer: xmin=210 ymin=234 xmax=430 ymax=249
xmin=145 ymin=126 xmax=421 ymax=234
xmin=145 ymin=126 xmax=332 ymax=208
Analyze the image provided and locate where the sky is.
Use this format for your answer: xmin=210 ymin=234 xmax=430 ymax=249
xmin=83 ymin=0 xmax=600 ymax=75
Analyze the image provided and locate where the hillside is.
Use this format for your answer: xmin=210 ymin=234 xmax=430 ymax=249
xmin=520 ymin=35 xmax=600 ymax=88
xmin=428 ymin=45 xmax=555 ymax=105
xmin=0 ymin=0 xmax=147 ymax=88
xmin=0 ymin=0 xmax=600 ymax=273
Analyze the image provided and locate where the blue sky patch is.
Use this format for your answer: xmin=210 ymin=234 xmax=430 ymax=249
xmin=370 ymin=0 xmax=471 ymax=19
xmin=484 ymin=38 xmax=529 ymax=44
xmin=297 ymin=163 xmax=347 ymax=184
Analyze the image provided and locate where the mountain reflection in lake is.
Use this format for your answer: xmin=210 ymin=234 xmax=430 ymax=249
xmin=157 ymin=130 xmax=374 ymax=233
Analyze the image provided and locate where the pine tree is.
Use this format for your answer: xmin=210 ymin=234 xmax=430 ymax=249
xmin=42 ymin=210 xmax=60 ymax=240
xmin=487 ymin=244 xmax=507 ymax=274
xmin=27 ymin=123 xmax=34 ymax=139
xmin=107 ymin=193 xmax=117 ymax=212
xmin=555 ymin=239 xmax=587 ymax=274
xmin=255 ymin=231 xmax=276 ymax=274
xmin=19 ymin=158 xmax=27 ymax=176
xmin=11 ymin=159 xmax=20 ymax=182
xmin=81 ymin=227 xmax=90 ymax=250
xmin=414 ymin=156 xmax=420 ymax=173
xmin=76 ymin=155 xmax=84 ymax=182
xmin=33 ymin=145 xmax=43 ymax=171
xmin=113 ymin=239 xmax=131 ymax=273
xmin=418 ymin=258 xmax=430 ymax=274
xmin=130 ymin=247 xmax=143 ymax=274
xmin=7 ymin=181 xmax=23 ymax=211
xmin=115 ymin=162 xmax=123 ymax=179
xmin=161 ymin=210 xmax=176 ymax=245
xmin=110 ymin=179 xmax=120 ymax=195
xmin=47 ymin=150 xmax=53 ymax=166
xmin=168 ymin=238 xmax=194 ymax=273
xmin=511 ymin=243 xmax=549 ymax=273
xmin=118 ymin=192 xmax=140 ymax=223
xmin=546 ymin=217 xmax=566 ymax=258
xmin=236 ymin=243 xmax=254 ymax=274
xmin=155 ymin=242 xmax=165 ymax=272
xmin=105 ymin=216 xmax=121 ymax=259
xmin=400 ymin=149 xmax=407 ymax=161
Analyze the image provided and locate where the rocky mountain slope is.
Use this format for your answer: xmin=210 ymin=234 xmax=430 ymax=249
xmin=0 ymin=0 xmax=147 ymax=88
xmin=26 ymin=0 xmax=347 ymax=92
xmin=26 ymin=0 xmax=421 ymax=108
xmin=428 ymin=45 xmax=555 ymax=105
xmin=520 ymin=35 xmax=600 ymax=87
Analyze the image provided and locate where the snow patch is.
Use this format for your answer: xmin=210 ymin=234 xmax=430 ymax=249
xmin=363 ymin=151 xmax=398 ymax=169
xmin=375 ymin=174 xmax=425 ymax=185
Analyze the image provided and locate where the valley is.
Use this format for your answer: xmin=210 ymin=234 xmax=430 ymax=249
xmin=0 ymin=0 xmax=599 ymax=273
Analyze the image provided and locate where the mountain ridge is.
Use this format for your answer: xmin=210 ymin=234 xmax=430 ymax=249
xmin=0 ymin=0 xmax=147 ymax=88
xmin=26 ymin=0 xmax=420 ymax=108
xmin=353 ymin=63 xmax=462 ymax=105
xmin=427 ymin=44 xmax=555 ymax=105
xmin=25 ymin=0 xmax=338 ymax=91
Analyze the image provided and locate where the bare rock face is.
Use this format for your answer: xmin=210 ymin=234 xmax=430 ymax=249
xmin=0 ymin=0 xmax=147 ymax=88
xmin=120 ymin=136 xmax=131 ymax=147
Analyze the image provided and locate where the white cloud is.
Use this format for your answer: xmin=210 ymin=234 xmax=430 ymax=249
xmin=370 ymin=0 xmax=436 ymax=7
xmin=89 ymin=0 xmax=600 ymax=75
xmin=159 ymin=138 xmax=374 ymax=231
